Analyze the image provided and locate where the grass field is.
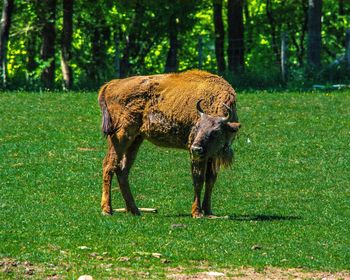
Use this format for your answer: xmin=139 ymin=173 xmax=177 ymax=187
xmin=0 ymin=90 xmax=349 ymax=279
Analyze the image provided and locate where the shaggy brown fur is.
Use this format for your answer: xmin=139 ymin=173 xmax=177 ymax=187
xmin=98 ymin=70 xmax=240 ymax=218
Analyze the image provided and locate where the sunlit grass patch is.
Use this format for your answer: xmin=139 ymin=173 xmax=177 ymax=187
xmin=0 ymin=90 xmax=349 ymax=279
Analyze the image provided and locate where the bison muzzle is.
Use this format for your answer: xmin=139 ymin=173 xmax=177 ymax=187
xmin=98 ymin=70 xmax=240 ymax=218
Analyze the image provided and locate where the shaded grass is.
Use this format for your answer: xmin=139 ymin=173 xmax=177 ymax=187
xmin=0 ymin=90 xmax=349 ymax=278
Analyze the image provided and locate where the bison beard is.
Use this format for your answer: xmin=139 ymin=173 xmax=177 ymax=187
xmin=216 ymin=144 xmax=234 ymax=169
xmin=98 ymin=70 xmax=240 ymax=218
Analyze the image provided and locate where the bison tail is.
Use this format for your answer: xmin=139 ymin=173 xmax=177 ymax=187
xmin=98 ymin=84 xmax=113 ymax=137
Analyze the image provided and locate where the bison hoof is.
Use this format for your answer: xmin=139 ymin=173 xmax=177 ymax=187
xmin=130 ymin=208 xmax=141 ymax=216
xmin=101 ymin=210 xmax=113 ymax=216
xmin=101 ymin=203 xmax=113 ymax=215
xmin=192 ymin=212 xmax=204 ymax=219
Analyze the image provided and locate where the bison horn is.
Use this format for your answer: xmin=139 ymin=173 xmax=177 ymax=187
xmin=196 ymin=99 xmax=205 ymax=117
xmin=221 ymin=103 xmax=232 ymax=123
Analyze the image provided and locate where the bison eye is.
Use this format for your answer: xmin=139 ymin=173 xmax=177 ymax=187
xmin=209 ymin=130 xmax=222 ymax=139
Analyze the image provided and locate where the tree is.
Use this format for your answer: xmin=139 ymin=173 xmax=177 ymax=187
xmin=2 ymin=0 xmax=349 ymax=89
xmin=119 ymin=2 xmax=143 ymax=78
xmin=119 ymin=0 xmax=197 ymax=77
xmin=227 ymin=0 xmax=244 ymax=73
xmin=0 ymin=0 xmax=14 ymax=87
xmin=88 ymin=5 xmax=110 ymax=84
xmin=287 ymin=0 xmax=308 ymax=66
xmin=339 ymin=0 xmax=345 ymax=15
xmin=118 ymin=1 xmax=158 ymax=78
xmin=72 ymin=1 xmax=114 ymax=86
xmin=265 ymin=0 xmax=279 ymax=64
xmin=38 ymin=0 xmax=57 ymax=89
xmin=307 ymin=0 xmax=323 ymax=69
xmin=164 ymin=13 xmax=179 ymax=73
xmin=164 ymin=0 xmax=199 ymax=73
xmin=213 ymin=0 xmax=226 ymax=74
xmin=61 ymin=0 xmax=73 ymax=90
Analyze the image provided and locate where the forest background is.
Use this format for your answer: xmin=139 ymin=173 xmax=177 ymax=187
xmin=0 ymin=0 xmax=349 ymax=91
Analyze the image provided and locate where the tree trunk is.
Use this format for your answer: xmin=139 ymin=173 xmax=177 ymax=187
xmin=288 ymin=1 xmax=308 ymax=67
xmin=120 ymin=38 xmax=131 ymax=78
xmin=346 ymin=29 xmax=350 ymax=71
xmin=198 ymin=35 xmax=203 ymax=70
xmin=120 ymin=7 xmax=137 ymax=78
xmin=0 ymin=0 xmax=14 ymax=88
xmin=213 ymin=0 xmax=226 ymax=74
xmin=266 ymin=0 xmax=280 ymax=64
xmin=39 ymin=0 xmax=57 ymax=89
xmin=61 ymin=0 xmax=73 ymax=90
xmin=114 ymin=34 xmax=120 ymax=78
xmin=281 ymin=32 xmax=288 ymax=83
xmin=339 ymin=0 xmax=345 ymax=15
xmin=120 ymin=3 xmax=143 ymax=78
xmin=165 ymin=14 xmax=178 ymax=73
xmin=244 ymin=0 xmax=253 ymax=53
xmin=89 ymin=23 xmax=110 ymax=84
xmin=26 ymin=35 xmax=38 ymax=83
xmin=82 ymin=3 xmax=110 ymax=85
xmin=299 ymin=1 xmax=309 ymax=66
xmin=307 ymin=0 xmax=322 ymax=69
xmin=227 ymin=0 xmax=244 ymax=73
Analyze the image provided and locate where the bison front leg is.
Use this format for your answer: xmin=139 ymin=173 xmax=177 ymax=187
xmin=191 ymin=160 xmax=207 ymax=218
xmin=202 ymin=160 xmax=218 ymax=216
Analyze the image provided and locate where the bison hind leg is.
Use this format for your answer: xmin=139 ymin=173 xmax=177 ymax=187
xmin=114 ymin=135 xmax=144 ymax=215
xmin=101 ymin=151 xmax=118 ymax=215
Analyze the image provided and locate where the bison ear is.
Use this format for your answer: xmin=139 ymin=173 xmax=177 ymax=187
xmin=225 ymin=122 xmax=241 ymax=133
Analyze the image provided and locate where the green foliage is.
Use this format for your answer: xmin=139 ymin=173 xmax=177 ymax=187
xmin=1 ymin=90 xmax=349 ymax=278
xmin=2 ymin=0 xmax=350 ymax=90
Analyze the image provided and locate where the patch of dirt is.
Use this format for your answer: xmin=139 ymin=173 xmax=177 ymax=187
xmin=167 ymin=266 xmax=350 ymax=280
xmin=1 ymin=258 xmax=33 ymax=278
xmin=2 ymin=257 xmax=349 ymax=280
xmin=0 ymin=258 xmax=63 ymax=279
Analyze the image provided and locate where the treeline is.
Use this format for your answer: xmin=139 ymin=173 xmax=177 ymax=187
xmin=0 ymin=0 xmax=349 ymax=90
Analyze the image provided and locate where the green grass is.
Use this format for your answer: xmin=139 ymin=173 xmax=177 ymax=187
xmin=0 ymin=90 xmax=349 ymax=279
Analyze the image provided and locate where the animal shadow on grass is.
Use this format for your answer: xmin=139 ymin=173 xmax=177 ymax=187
xmin=227 ymin=214 xmax=302 ymax=222
xmin=165 ymin=213 xmax=301 ymax=221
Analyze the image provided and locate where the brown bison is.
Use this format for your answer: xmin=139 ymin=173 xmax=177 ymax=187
xmin=98 ymin=70 xmax=240 ymax=218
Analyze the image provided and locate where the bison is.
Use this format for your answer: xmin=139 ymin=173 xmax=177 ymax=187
xmin=98 ymin=70 xmax=240 ymax=218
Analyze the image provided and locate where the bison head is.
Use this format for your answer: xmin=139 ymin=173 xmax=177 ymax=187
xmin=190 ymin=100 xmax=241 ymax=163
